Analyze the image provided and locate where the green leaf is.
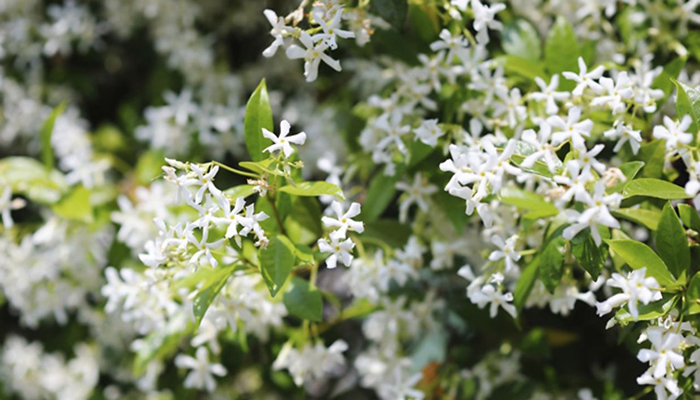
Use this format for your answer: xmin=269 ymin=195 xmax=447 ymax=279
xmin=655 ymin=203 xmax=690 ymax=279
xmin=223 ymin=184 xmax=257 ymax=200
xmin=614 ymin=294 xmax=679 ymax=323
xmin=510 ymin=153 xmax=556 ymax=178
xmin=611 ymin=208 xmax=661 ymax=230
xmin=134 ymin=150 xmax=165 ymax=185
xmin=192 ymin=265 xmax=236 ymax=327
xmin=673 ymin=79 xmax=700 ymax=134
xmin=544 ymin=16 xmax=580 ymax=90
xmin=363 ymin=219 xmax=412 ymax=248
xmin=679 ymin=204 xmax=700 ymax=232
xmin=244 ymin=79 xmax=274 ymax=161
xmin=540 ymin=236 xmax=566 ymax=293
xmin=514 ymin=256 xmax=539 ymax=311
xmin=52 ymin=186 xmax=93 ymax=223
xmin=40 ymin=103 xmax=67 ymax=169
xmin=502 ymin=20 xmax=542 ymax=62
xmin=499 ymin=187 xmax=558 ymax=217
xmin=609 ymin=161 xmax=645 ymax=193
xmin=571 ymin=230 xmax=607 ymax=279
xmin=363 ymin=173 xmax=399 ymax=222
xmin=283 ymin=277 xmax=323 ymax=322
xmin=133 ymin=318 xmax=187 ymax=376
xmin=605 ymin=239 xmax=677 ymax=287
xmin=500 ymin=55 xmax=547 ymax=82
xmin=652 ymin=57 xmax=686 ymax=100
xmin=0 ymin=157 xmax=68 ymax=204
xmin=686 ymin=273 xmax=700 ymax=315
xmin=638 ymin=140 xmax=665 ymax=179
xmin=278 ymin=181 xmax=345 ymax=199
xmin=370 ymin=0 xmax=407 ymax=30
xmin=258 ymin=235 xmax=296 ymax=297
xmin=622 ymin=178 xmax=690 ymax=200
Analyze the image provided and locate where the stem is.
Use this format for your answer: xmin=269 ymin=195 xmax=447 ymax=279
xmin=208 ymin=161 xmax=259 ymax=179
xmin=268 ymin=194 xmax=289 ymax=236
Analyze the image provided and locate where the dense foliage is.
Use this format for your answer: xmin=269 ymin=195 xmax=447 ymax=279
xmin=3 ymin=0 xmax=700 ymax=399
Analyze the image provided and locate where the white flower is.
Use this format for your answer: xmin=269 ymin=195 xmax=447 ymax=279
xmin=595 ymin=267 xmax=662 ymax=320
xmin=468 ymin=281 xmax=517 ymax=318
xmin=604 ymin=121 xmax=642 ymax=154
xmin=590 ymin=72 xmax=634 ymax=114
xmin=186 ymin=227 xmax=225 ymax=267
xmin=547 ymin=106 xmax=594 ymax=150
xmin=189 ymin=164 xmax=221 ymax=204
xmin=273 ymin=340 xmax=348 ymax=386
xmin=0 ymin=186 xmax=26 ymax=229
xmin=562 ymin=57 xmax=605 ymax=97
xmin=488 ymin=235 xmax=521 ymax=272
xmin=554 ymin=161 xmax=595 ymax=205
xmin=379 ymin=368 xmax=425 ymax=400
xmin=213 ymin=196 xmax=252 ymax=246
xmin=562 ymin=181 xmax=621 ymax=245
xmin=262 ymin=120 xmax=307 ymax=158
xmin=531 ymin=75 xmax=569 ymax=115
xmin=313 ymin=9 xmax=355 ymax=50
xmin=652 ymin=115 xmax=693 ymax=151
xmin=262 ymin=9 xmax=292 ymax=57
xmin=573 ymin=144 xmax=606 ymax=175
xmin=396 ymin=173 xmax=438 ymax=223
xmin=174 ymin=347 xmax=227 ymax=392
xmin=637 ymin=328 xmax=685 ymax=379
xmin=321 ymin=201 xmax=364 ymax=237
xmin=471 ymin=0 xmax=506 ymax=43
xmin=285 ymin=31 xmax=341 ymax=82
xmin=520 ymin=123 xmax=560 ymax=173
xmin=413 ymin=119 xmax=445 ymax=147
xmin=318 ymin=231 xmax=355 ymax=268
xmin=636 ymin=371 xmax=682 ymax=400
xmin=429 ymin=29 xmax=469 ymax=63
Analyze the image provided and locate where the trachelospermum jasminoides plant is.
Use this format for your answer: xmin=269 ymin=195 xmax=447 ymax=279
xmin=5 ymin=0 xmax=700 ymax=399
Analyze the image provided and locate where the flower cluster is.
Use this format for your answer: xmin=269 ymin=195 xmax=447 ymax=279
xmin=4 ymin=0 xmax=700 ymax=399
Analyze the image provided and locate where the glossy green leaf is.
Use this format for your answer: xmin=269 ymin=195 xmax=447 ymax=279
xmin=608 ymin=161 xmax=644 ymax=193
xmin=611 ymin=208 xmax=661 ymax=230
xmin=244 ymin=79 xmax=274 ymax=161
xmin=278 ymin=181 xmax=345 ymax=199
xmin=655 ymin=202 xmax=689 ymax=279
xmin=363 ymin=173 xmax=399 ymax=222
xmin=679 ymin=204 xmax=700 ymax=232
xmin=571 ymin=229 xmax=607 ymax=279
xmin=673 ymin=78 xmax=700 ymax=134
xmin=499 ymin=187 xmax=558 ymax=217
xmin=192 ymin=265 xmax=236 ymax=326
xmin=52 ymin=186 xmax=93 ymax=223
xmin=223 ymin=184 xmax=257 ymax=200
xmin=258 ymin=234 xmax=296 ymax=297
xmin=614 ymin=294 xmax=679 ymax=323
xmin=0 ymin=157 xmax=68 ymax=204
xmin=622 ymin=178 xmax=690 ymax=200
xmin=502 ymin=20 xmax=542 ymax=62
xmin=514 ymin=256 xmax=539 ymax=311
xmin=40 ymin=102 xmax=66 ymax=169
xmin=544 ymin=16 xmax=580 ymax=90
xmin=135 ymin=150 xmax=165 ymax=185
xmin=540 ymin=236 xmax=566 ymax=293
xmin=370 ymin=0 xmax=407 ymax=30
xmin=283 ymin=277 xmax=323 ymax=322
xmin=605 ymin=239 xmax=676 ymax=287
xmin=500 ymin=55 xmax=547 ymax=82
xmin=638 ymin=140 xmax=665 ymax=179
xmin=652 ymin=57 xmax=686 ymax=100
xmin=686 ymin=273 xmax=700 ymax=315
